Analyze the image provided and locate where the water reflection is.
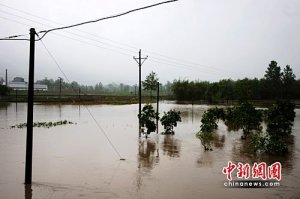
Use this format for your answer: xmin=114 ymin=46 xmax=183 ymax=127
xmin=177 ymin=106 xmax=203 ymax=123
xmin=196 ymin=132 xmax=225 ymax=168
xmin=230 ymin=134 xmax=296 ymax=173
xmin=137 ymin=138 xmax=159 ymax=170
xmin=213 ymin=134 xmax=225 ymax=149
xmin=197 ymin=151 xmax=214 ymax=168
xmin=161 ymin=135 xmax=181 ymax=158
xmin=24 ymin=184 xmax=32 ymax=199
xmin=136 ymin=138 xmax=159 ymax=191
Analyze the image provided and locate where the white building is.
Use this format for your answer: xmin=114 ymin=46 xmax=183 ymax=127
xmin=8 ymin=77 xmax=48 ymax=91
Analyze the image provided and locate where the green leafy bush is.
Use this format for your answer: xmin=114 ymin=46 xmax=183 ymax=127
xmin=197 ymin=101 xmax=295 ymax=154
xmin=139 ymin=104 xmax=157 ymax=136
xmin=160 ymin=109 xmax=181 ymax=134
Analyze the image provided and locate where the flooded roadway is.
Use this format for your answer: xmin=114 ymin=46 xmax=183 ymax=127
xmin=0 ymin=102 xmax=299 ymax=199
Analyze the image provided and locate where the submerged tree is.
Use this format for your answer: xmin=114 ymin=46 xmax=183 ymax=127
xmin=265 ymin=101 xmax=296 ymax=154
xmin=196 ymin=108 xmax=224 ymax=151
xmin=139 ymin=104 xmax=156 ymax=138
xmin=224 ymin=102 xmax=263 ymax=139
xmin=196 ymin=101 xmax=295 ymax=154
xmin=160 ymin=109 xmax=181 ymax=134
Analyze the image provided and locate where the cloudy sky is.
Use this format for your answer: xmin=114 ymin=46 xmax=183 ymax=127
xmin=0 ymin=0 xmax=299 ymax=85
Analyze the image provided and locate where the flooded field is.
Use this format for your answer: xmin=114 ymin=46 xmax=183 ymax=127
xmin=0 ymin=102 xmax=300 ymax=199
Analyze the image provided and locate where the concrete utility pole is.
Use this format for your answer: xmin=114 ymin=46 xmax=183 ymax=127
xmin=5 ymin=69 xmax=8 ymax=86
xmin=25 ymin=28 xmax=36 ymax=184
xmin=133 ymin=49 xmax=147 ymax=137
xmin=156 ymin=82 xmax=160 ymax=134
xmin=59 ymin=77 xmax=62 ymax=102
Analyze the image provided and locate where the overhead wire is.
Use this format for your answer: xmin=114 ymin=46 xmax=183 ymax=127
xmin=0 ymin=0 xmax=246 ymax=81
xmin=36 ymin=0 xmax=179 ymax=41
xmin=0 ymin=2 xmax=139 ymax=51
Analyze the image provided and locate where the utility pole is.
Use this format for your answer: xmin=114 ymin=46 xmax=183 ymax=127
xmin=78 ymin=88 xmax=81 ymax=103
xmin=156 ymin=82 xmax=160 ymax=134
xmin=133 ymin=49 xmax=147 ymax=137
xmin=5 ymin=69 xmax=8 ymax=86
xmin=59 ymin=77 xmax=62 ymax=102
xmin=25 ymin=28 xmax=35 ymax=184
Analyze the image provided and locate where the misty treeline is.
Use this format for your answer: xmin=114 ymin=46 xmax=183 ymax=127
xmin=35 ymin=78 xmax=173 ymax=94
xmin=172 ymin=61 xmax=300 ymax=102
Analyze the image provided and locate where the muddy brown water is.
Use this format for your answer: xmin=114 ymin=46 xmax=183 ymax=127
xmin=0 ymin=102 xmax=299 ymax=199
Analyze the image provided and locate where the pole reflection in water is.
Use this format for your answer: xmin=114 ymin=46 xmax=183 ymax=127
xmin=137 ymin=138 xmax=159 ymax=170
xmin=136 ymin=137 xmax=159 ymax=191
xmin=24 ymin=184 xmax=32 ymax=199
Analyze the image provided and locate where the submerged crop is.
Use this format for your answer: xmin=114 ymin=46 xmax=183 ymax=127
xmin=10 ymin=120 xmax=76 ymax=129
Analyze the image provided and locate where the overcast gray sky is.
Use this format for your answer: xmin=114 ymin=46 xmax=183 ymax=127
xmin=0 ymin=0 xmax=299 ymax=85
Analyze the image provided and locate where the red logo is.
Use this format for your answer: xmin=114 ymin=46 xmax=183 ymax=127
xmin=223 ymin=161 xmax=282 ymax=181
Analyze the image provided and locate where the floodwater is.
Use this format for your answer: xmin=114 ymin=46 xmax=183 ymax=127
xmin=0 ymin=102 xmax=300 ymax=199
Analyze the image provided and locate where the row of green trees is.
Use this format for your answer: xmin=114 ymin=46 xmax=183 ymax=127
xmin=35 ymin=77 xmax=172 ymax=94
xmin=172 ymin=61 xmax=299 ymax=102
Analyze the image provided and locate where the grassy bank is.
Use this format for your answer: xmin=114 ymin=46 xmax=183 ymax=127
xmin=0 ymin=91 xmax=173 ymax=105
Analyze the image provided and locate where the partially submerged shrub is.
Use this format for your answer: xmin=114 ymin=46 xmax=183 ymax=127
xmin=198 ymin=107 xmax=223 ymax=150
xmin=196 ymin=131 xmax=214 ymax=151
xmin=264 ymin=100 xmax=295 ymax=154
xmin=197 ymin=101 xmax=295 ymax=155
xmin=160 ymin=109 xmax=181 ymax=134
xmin=139 ymin=104 xmax=157 ymax=137
xmin=223 ymin=102 xmax=263 ymax=139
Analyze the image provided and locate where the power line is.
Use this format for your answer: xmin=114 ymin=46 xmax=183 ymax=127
xmin=0 ymin=0 xmax=178 ymax=41
xmin=0 ymin=8 xmax=137 ymax=52
xmin=36 ymin=0 xmax=178 ymax=41
xmin=0 ymin=2 xmax=62 ymax=25
xmin=0 ymin=0 xmax=245 ymax=78
xmin=0 ymin=2 xmax=139 ymax=51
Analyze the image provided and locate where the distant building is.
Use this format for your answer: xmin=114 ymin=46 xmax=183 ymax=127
xmin=8 ymin=77 xmax=48 ymax=91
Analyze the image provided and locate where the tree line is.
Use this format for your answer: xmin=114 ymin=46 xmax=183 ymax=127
xmin=172 ymin=61 xmax=300 ymax=102
xmin=35 ymin=78 xmax=172 ymax=94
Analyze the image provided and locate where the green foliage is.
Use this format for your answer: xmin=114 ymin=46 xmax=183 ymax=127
xmin=249 ymin=131 xmax=267 ymax=153
xmin=10 ymin=120 xmax=75 ymax=128
xmin=264 ymin=101 xmax=295 ymax=154
xmin=266 ymin=101 xmax=295 ymax=137
xmin=142 ymin=71 xmax=158 ymax=97
xmin=196 ymin=131 xmax=214 ymax=151
xmin=197 ymin=107 xmax=224 ymax=150
xmin=197 ymin=101 xmax=295 ymax=154
xmin=139 ymin=104 xmax=157 ymax=135
xmin=283 ymin=65 xmax=296 ymax=98
xmin=160 ymin=109 xmax=181 ymax=134
xmin=224 ymin=102 xmax=263 ymax=138
xmin=172 ymin=61 xmax=299 ymax=102
xmin=200 ymin=108 xmax=224 ymax=133
xmin=0 ymin=85 xmax=10 ymax=96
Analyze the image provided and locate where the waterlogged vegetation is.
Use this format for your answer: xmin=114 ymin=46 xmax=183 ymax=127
xmin=196 ymin=107 xmax=224 ymax=150
xmin=197 ymin=101 xmax=296 ymax=155
xmin=10 ymin=120 xmax=76 ymax=129
xmin=139 ymin=104 xmax=157 ymax=137
xmin=160 ymin=109 xmax=181 ymax=134
xmin=139 ymin=104 xmax=182 ymax=137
